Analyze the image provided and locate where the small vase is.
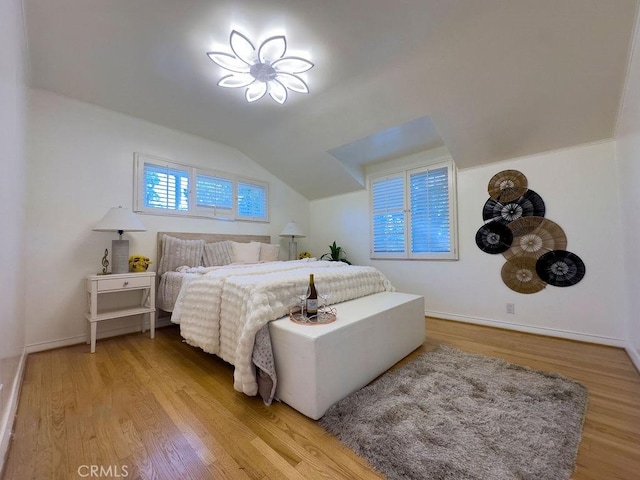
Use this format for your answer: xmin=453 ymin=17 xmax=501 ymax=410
xmin=130 ymin=264 xmax=148 ymax=272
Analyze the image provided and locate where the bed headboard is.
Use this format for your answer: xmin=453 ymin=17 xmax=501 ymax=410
xmin=156 ymin=231 xmax=272 ymax=267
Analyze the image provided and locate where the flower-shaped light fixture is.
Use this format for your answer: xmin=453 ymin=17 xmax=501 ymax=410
xmin=207 ymin=30 xmax=314 ymax=104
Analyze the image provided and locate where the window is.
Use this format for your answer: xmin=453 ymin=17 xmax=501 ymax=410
xmin=134 ymin=153 xmax=269 ymax=222
xmin=369 ymin=160 xmax=458 ymax=260
xmin=143 ymin=162 xmax=189 ymax=212
xmin=371 ymin=173 xmax=405 ymax=254
xmin=237 ymin=179 xmax=268 ymax=221
xmin=195 ymin=172 xmax=233 ymax=217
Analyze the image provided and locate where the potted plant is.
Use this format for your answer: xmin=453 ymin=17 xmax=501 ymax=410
xmin=320 ymin=241 xmax=351 ymax=264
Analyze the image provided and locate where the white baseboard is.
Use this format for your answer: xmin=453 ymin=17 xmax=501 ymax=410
xmin=625 ymin=344 xmax=640 ymax=373
xmin=0 ymin=346 xmax=27 ymax=474
xmin=426 ymin=310 xmax=627 ymax=348
xmin=26 ymin=317 xmax=174 ymax=354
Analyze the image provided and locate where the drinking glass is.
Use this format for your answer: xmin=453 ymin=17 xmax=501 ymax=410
xmin=296 ymin=289 xmax=310 ymax=322
xmin=319 ymin=292 xmax=331 ymax=313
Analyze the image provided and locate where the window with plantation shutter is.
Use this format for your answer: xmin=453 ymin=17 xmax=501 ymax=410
xmin=369 ymin=160 xmax=458 ymax=260
xmin=371 ymin=173 xmax=406 ymax=255
xmin=195 ymin=172 xmax=233 ymax=218
xmin=142 ymin=162 xmax=189 ymax=212
xmin=410 ymin=166 xmax=451 ymax=254
xmin=237 ymin=179 xmax=268 ymax=221
xmin=134 ymin=153 xmax=269 ymax=222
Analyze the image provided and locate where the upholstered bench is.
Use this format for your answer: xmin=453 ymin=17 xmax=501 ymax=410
xmin=269 ymin=291 xmax=425 ymax=420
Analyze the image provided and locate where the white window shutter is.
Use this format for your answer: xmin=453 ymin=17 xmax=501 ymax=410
xmin=237 ymin=179 xmax=268 ymax=221
xmin=143 ymin=162 xmax=189 ymax=211
xmin=371 ymin=174 xmax=406 ymax=255
xmin=410 ymin=166 xmax=450 ymax=254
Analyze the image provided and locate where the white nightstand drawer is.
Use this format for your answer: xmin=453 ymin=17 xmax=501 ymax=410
xmin=97 ymin=275 xmax=151 ymax=292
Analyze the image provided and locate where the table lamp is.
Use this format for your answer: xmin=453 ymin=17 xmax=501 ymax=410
xmin=93 ymin=206 xmax=146 ymax=274
xmin=280 ymin=221 xmax=306 ymax=260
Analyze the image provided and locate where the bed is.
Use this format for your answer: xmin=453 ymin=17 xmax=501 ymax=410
xmin=156 ymin=232 xmax=272 ymax=313
xmin=155 ymin=232 xmax=424 ymax=418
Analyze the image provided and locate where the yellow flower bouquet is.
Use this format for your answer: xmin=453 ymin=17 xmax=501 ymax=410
xmin=129 ymin=255 xmax=152 ymax=272
xmin=298 ymin=251 xmax=312 ymax=259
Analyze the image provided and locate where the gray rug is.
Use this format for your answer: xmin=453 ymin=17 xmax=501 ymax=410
xmin=320 ymin=346 xmax=588 ymax=480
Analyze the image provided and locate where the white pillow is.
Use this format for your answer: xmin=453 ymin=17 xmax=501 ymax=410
xmin=251 ymin=242 xmax=281 ymax=262
xmin=231 ymin=241 xmax=262 ymax=263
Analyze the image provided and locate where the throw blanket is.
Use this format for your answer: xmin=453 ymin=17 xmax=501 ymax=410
xmin=252 ymin=324 xmax=277 ymax=404
xmin=171 ymin=260 xmax=394 ymax=398
xmin=157 ymin=270 xmax=198 ymax=312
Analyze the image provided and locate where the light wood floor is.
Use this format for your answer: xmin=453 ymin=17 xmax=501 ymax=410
xmin=4 ymin=318 xmax=640 ymax=479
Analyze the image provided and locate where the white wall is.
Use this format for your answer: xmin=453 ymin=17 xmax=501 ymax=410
xmin=310 ymin=141 xmax=628 ymax=345
xmin=26 ymin=89 xmax=310 ymax=351
xmin=0 ymin=0 xmax=28 ymax=468
xmin=616 ymin=10 xmax=640 ymax=370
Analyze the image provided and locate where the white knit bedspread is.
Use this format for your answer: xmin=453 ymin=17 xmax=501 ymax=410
xmin=171 ymin=259 xmax=394 ymax=396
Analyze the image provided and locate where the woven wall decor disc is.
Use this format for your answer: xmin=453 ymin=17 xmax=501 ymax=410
xmin=536 ymin=250 xmax=586 ymax=287
xmin=519 ymin=190 xmax=546 ymax=217
xmin=503 ymin=217 xmax=567 ymax=260
xmin=505 ymin=215 xmax=544 ymax=237
xmin=487 ymin=170 xmax=528 ymax=202
xmin=475 ymin=222 xmax=513 ymax=254
xmin=501 ymin=257 xmax=546 ymax=294
xmin=482 ymin=190 xmax=546 ymax=225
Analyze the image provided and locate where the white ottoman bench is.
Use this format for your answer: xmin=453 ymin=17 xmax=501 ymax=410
xmin=269 ymin=291 xmax=425 ymax=420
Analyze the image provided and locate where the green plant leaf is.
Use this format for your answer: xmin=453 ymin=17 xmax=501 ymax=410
xmin=322 ymin=241 xmax=349 ymax=264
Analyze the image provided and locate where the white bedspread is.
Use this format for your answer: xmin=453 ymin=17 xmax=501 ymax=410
xmin=171 ymin=259 xmax=394 ymax=396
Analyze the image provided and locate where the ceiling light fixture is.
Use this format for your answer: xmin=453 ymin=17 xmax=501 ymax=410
xmin=207 ymin=30 xmax=314 ymax=104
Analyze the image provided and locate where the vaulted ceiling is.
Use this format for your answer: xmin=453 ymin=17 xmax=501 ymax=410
xmin=24 ymin=0 xmax=638 ymax=199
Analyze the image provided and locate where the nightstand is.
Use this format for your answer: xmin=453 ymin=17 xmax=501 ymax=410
xmin=85 ymin=271 xmax=156 ymax=353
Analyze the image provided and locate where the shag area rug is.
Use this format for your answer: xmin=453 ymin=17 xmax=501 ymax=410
xmin=320 ymin=346 xmax=588 ymax=480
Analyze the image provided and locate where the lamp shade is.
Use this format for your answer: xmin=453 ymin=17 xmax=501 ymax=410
xmin=93 ymin=206 xmax=146 ymax=233
xmin=279 ymin=221 xmax=306 ymax=238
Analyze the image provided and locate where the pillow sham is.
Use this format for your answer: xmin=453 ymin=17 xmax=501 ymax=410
xmin=251 ymin=242 xmax=281 ymax=262
xmin=231 ymin=241 xmax=262 ymax=263
xmin=203 ymin=240 xmax=233 ymax=267
xmin=158 ymin=235 xmax=205 ymax=275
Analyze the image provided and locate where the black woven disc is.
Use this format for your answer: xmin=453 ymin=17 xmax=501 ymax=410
xmin=482 ymin=189 xmax=546 ymax=225
xmin=475 ymin=222 xmax=513 ymax=254
xmin=536 ymin=250 xmax=586 ymax=287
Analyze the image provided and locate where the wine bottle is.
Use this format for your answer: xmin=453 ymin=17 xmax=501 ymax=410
xmin=306 ymin=273 xmax=318 ymax=318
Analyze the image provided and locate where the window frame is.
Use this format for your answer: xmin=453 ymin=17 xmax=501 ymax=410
xmin=133 ymin=153 xmax=269 ymax=222
xmin=368 ymin=159 xmax=458 ymax=260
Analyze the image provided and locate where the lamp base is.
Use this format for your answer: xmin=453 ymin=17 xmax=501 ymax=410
xmin=288 ymin=240 xmax=298 ymax=261
xmin=112 ymin=239 xmax=129 ymax=274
